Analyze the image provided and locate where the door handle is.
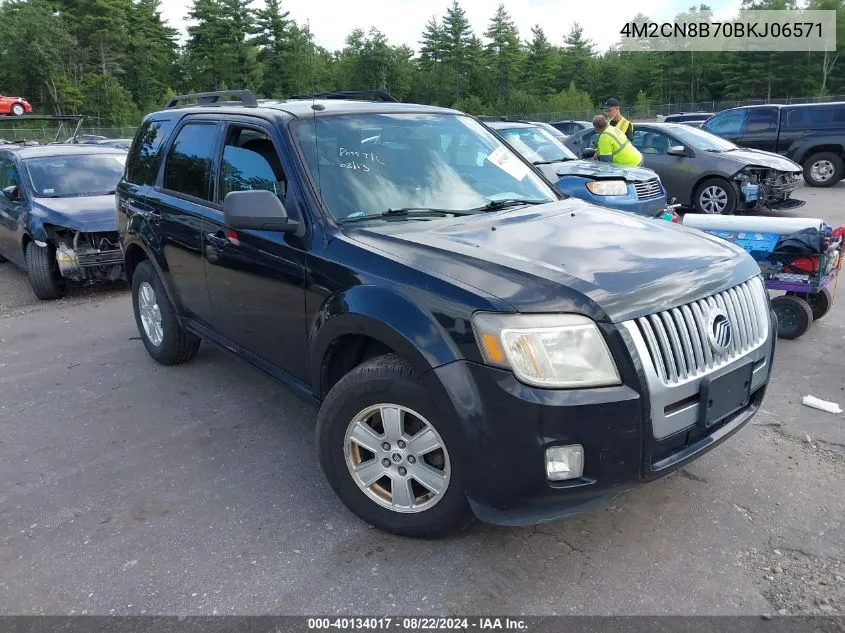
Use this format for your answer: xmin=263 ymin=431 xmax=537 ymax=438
xmin=206 ymin=232 xmax=229 ymax=249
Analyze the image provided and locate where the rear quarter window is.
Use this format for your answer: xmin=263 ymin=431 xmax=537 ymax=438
xmin=125 ymin=118 xmax=177 ymax=185
xmin=783 ymin=105 xmax=845 ymax=130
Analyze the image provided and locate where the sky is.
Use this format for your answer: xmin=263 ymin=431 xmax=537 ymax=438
xmin=158 ymin=0 xmax=745 ymax=52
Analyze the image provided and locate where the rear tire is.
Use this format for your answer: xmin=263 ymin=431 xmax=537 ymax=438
xmin=802 ymin=152 xmax=844 ymax=187
xmin=25 ymin=242 xmax=66 ymax=300
xmin=772 ymin=295 xmax=813 ymax=340
xmin=131 ymin=260 xmax=200 ymax=365
xmin=694 ymin=177 xmax=737 ymax=215
xmin=317 ymin=353 xmax=474 ymax=538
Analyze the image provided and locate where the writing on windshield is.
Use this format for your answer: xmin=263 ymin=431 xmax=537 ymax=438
xmin=293 ymin=113 xmax=556 ymax=221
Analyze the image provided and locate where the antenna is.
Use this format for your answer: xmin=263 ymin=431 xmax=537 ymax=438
xmin=309 ymin=19 xmax=316 ymax=106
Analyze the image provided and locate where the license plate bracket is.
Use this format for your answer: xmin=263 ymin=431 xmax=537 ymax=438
xmin=699 ymin=361 xmax=754 ymax=428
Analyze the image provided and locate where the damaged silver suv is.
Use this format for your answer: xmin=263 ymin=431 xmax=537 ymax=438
xmin=0 ymin=145 xmax=126 ymax=299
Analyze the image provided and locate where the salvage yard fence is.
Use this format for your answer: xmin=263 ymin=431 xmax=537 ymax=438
xmin=3 ymin=95 xmax=845 ymax=143
xmin=507 ymin=94 xmax=845 ymax=123
xmin=0 ymin=125 xmax=138 ymax=144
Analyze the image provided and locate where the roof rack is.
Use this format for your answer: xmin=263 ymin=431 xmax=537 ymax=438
xmin=164 ymin=90 xmax=258 ymax=109
xmin=287 ymin=90 xmax=399 ymax=103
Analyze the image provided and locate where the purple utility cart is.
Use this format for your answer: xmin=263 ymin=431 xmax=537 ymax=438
xmin=701 ymin=229 xmax=842 ymax=340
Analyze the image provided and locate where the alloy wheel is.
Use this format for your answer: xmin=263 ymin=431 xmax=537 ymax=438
xmin=699 ymin=185 xmax=729 ymax=214
xmin=138 ymin=281 xmax=163 ymax=346
xmin=344 ymin=404 xmax=451 ymax=513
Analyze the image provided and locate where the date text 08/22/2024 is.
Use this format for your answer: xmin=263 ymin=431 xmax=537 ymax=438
xmin=306 ymin=617 xmax=528 ymax=630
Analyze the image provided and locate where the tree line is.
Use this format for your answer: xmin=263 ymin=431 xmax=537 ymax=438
xmin=0 ymin=0 xmax=843 ymax=126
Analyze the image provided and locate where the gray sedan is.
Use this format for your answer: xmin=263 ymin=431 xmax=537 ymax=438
xmin=564 ymin=122 xmax=805 ymax=214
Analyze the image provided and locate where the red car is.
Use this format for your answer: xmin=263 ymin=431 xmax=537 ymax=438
xmin=0 ymin=95 xmax=33 ymax=116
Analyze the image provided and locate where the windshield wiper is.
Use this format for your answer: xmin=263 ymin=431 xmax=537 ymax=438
xmin=470 ymin=199 xmax=548 ymax=213
xmin=532 ymin=158 xmax=574 ymax=165
xmin=337 ymin=207 xmax=475 ymax=224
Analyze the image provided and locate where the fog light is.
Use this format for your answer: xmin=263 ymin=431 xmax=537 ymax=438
xmin=545 ymin=445 xmax=584 ymax=481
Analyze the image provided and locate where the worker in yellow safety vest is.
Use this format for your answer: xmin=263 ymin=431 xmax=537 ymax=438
xmin=592 ymin=115 xmax=643 ymax=166
xmin=602 ymin=98 xmax=633 ymax=140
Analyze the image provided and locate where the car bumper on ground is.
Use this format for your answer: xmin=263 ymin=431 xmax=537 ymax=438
xmin=425 ymin=309 xmax=777 ymax=527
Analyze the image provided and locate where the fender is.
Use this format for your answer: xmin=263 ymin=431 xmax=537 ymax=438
xmin=785 ymin=135 xmax=845 ymax=165
xmin=309 ymin=285 xmax=465 ymax=394
xmin=122 ymin=235 xmax=187 ymax=315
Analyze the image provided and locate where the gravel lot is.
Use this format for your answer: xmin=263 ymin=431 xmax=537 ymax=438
xmin=1 ymin=182 xmax=844 ymax=615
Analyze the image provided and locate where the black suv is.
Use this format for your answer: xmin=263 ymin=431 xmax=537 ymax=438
xmin=117 ymin=90 xmax=776 ymax=537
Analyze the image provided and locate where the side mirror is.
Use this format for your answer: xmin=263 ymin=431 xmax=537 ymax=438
xmin=667 ymin=145 xmax=688 ymax=157
xmin=1 ymin=185 xmax=19 ymax=201
xmin=222 ymin=189 xmax=297 ymax=232
xmin=582 ymin=147 xmax=596 ymax=159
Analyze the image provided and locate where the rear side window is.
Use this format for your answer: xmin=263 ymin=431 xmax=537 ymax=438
xmin=784 ymin=105 xmax=845 ymax=130
xmin=125 ymin=119 xmax=176 ymax=185
xmin=163 ymin=122 xmax=218 ymax=200
xmin=744 ymin=108 xmax=778 ymax=133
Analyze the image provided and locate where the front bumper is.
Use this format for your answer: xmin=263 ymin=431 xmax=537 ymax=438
xmin=423 ymin=310 xmax=776 ymax=526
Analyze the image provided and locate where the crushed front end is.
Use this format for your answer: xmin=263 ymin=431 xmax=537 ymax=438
xmin=735 ymin=167 xmax=805 ymax=211
xmin=46 ymin=225 xmax=124 ymax=283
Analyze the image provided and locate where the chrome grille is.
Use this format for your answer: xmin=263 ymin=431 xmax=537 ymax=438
xmin=633 ymin=277 xmax=769 ymax=385
xmin=634 ymin=178 xmax=663 ymax=200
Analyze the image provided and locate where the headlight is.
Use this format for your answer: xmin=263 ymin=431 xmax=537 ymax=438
xmin=586 ymin=180 xmax=628 ymax=196
xmin=472 ymin=313 xmax=621 ymax=388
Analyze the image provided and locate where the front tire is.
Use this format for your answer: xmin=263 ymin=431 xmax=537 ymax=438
xmin=11 ymin=103 xmax=25 ymax=116
xmin=131 ymin=260 xmax=200 ymax=365
xmin=25 ymin=242 xmax=66 ymax=300
xmin=803 ymin=152 xmax=844 ymax=187
xmin=317 ymin=354 xmax=473 ymax=538
xmin=694 ymin=177 xmax=737 ymax=215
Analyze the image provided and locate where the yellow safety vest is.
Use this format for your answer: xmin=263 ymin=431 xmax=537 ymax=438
xmin=597 ymin=125 xmax=643 ymax=166
xmin=610 ymin=115 xmax=632 ymax=137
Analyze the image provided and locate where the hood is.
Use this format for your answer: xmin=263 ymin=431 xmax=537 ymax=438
xmin=345 ymin=198 xmax=760 ymax=323
xmin=32 ymin=195 xmax=118 ymax=233
xmin=540 ymin=159 xmax=659 ymax=182
xmin=715 ymin=148 xmax=802 ymax=172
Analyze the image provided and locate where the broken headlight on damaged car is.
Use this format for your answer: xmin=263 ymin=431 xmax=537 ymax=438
xmin=472 ymin=313 xmax=621 ymax=388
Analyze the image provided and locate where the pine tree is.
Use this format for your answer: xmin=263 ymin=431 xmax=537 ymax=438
xmin=64 ymin=0 xmax=132 ymax=76
xmin=185 ymin=0 xmax=259 ymax=91
xmin=558 ymin=24 xmax=596 ymax=94
xmin=484 ymin=4 xmax=523 ymax=98
xmin=524 ymin=25 xmax=557 ymax=99
xmin=254 ymin=0 xmax=292 ymax=97
xmin=124 ymin=0 xmax=179 ymax=110
xmin=442 ymin=0 xmax=474 ymax=103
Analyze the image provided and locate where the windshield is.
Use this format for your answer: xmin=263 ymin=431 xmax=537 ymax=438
xmin=292 ymin=113 xmax=557 ymax=221
xmin=667 ymin=125 xmax=738 ymax=152
xmin=25 ymin=153 xmax=126 ymax=197
xmin=497 ymin=125 xmax=578 ymax=163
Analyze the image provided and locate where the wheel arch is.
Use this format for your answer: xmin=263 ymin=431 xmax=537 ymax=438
xmin=122 ymin=238 xmax=185 ymax=314
xmin=792 ymin=143 xmax=845 ymax=165
xmin=309 ymin=286 xmax=464 ymax=400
